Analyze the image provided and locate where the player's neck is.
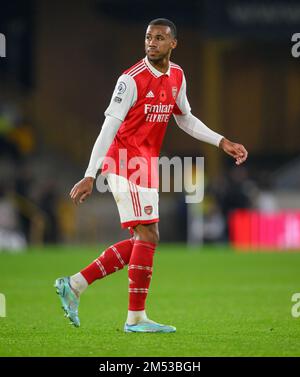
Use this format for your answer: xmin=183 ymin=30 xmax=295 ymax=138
xmin=148 ymin=57 xmax=170 ymax=74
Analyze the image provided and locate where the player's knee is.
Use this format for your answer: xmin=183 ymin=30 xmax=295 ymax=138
xmin=148 ymin=227 xmax=159 ymax=245
xmin=134 ymin=224 xmax=159 ymax=245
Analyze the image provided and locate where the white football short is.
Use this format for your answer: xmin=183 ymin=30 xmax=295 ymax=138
xmin=106 ymin=173 xmax=159 ymax=229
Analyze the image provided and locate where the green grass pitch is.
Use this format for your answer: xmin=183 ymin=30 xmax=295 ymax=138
xmin=0 ymin=244 xmax=300 ymax=357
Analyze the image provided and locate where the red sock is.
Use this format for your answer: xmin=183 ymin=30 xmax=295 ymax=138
xmin=128 ymin=240 xmax=156 ymax=311
xmin=81 ymin=238 xmax=134 ymax=284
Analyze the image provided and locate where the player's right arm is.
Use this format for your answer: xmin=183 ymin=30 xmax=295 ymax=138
xmin=70 ymin=115 xmax=122 ymax=205
xmin=70 ymin=74 xmax=137 ymax=205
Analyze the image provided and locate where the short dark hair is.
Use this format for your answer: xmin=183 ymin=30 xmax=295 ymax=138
xmin=148 ymin=18 xmax=177 ymax=39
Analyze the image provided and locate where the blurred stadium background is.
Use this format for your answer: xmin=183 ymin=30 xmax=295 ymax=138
xmin=1 ymin=0 xmax=300 ymax=250
xmin=1 ymin=0 xmax=300 ymax=357
xmin=0 ymin=0 xmax=300 ymax=250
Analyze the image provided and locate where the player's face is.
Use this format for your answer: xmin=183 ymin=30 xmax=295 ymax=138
xmin=145 ymin=25 xmax=177 ymax=62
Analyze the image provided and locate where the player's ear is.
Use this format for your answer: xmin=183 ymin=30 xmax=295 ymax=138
xmin=171 ymin=38 xmax=177 ymax=50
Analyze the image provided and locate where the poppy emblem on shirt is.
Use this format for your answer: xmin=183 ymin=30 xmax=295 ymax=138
xmin=172 ymin=86 xmax=178 ymax=99
xmin=159 ymin=89 xmax=167 ymax=102
xmin=144 ymin=205 xmax=153 ymax=215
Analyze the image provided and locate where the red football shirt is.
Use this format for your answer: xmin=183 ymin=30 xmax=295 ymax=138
xmin=102 ymin=56 xmax=191 ymax=188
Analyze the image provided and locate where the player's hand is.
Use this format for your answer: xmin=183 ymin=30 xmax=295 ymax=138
xmin=219 ymin=138 xmax=248 ymax=165
xmin=70 ymin=177 xmax=94 ymax=205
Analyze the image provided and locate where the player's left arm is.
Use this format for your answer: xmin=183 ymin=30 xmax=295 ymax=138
xmin=173 ymin=72 xmax=248 ymax=165
xmin=174 ymin=113 xmax=248 ymax=165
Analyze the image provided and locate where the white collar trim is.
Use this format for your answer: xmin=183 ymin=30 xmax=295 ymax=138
xmin=144 ymin=56 xmax=170 ymax=77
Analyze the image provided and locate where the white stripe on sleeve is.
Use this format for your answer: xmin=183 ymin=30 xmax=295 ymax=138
xmin=175 ymin=73 xmax=191 ymax=115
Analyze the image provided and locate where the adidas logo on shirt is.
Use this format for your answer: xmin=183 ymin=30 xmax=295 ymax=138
xmin=146 ymin=91 xmax=155 ymax=98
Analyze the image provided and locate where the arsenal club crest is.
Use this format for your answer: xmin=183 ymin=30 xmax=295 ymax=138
xmin=172 ymin=86 xmax=178 ymax=99
xmin=144 ymin=205 xmax=153 ymax=215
